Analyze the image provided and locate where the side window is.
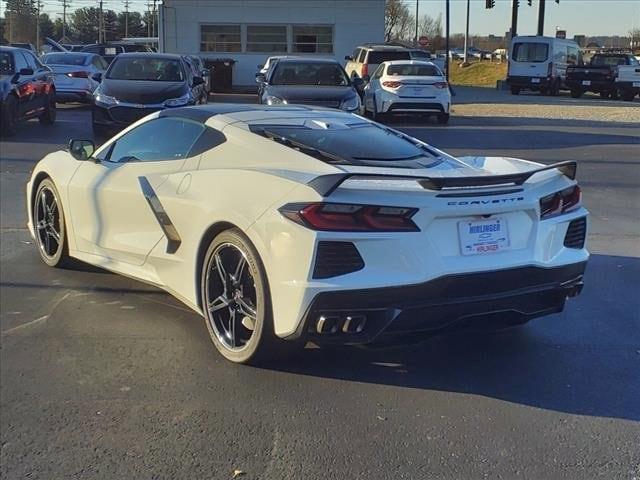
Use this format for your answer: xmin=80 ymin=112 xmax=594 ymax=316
xmin=13 ymin=52 xmax=29 ymax=72
xmin=24 ymin=52 xmax=39 ymax=70
xmin=372 ymin=64 xmax=385 ymax=79
xmin=92 ymin=56 xmax=104 ymax=69
xmin=107 ymin=117 xmax=206 ymax=163
xmin=629 ymin=56 xmax=639 ymax=66
xmin=567 ymin=47 xmax=579 ymax=66
xmin=358 ymin=49 xmax=368 ymax=63
xmin=351 ymin=48 xmax=360 ymax=61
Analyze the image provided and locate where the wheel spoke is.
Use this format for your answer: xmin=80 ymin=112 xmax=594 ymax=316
xmin=40 ymin=191 xmax=47 ymax=218
xmin=44 ymin=228 xmax=51 ymax=253
xmin=228 ymin=308 xmax=237 ymax=347
xmin=48 ymin=227 xmax=60 ymax=243
xmin=236 ymin=297 xmax=256 ymax=319
xmin=49 ymin=200 xmax=58 ymax=216
xmin=232 ymin=255 xmax=247 ymax=284
xmin=214 ymin=252 xmax=228 ymax=290
xmin=208 ymin=295 xmax=228 ymax=313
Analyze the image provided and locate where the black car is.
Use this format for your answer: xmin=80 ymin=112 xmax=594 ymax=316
xmin=255 ymin=57 xmax=364 ymax=112
xmin=0 ymin=46 xmax=56 ymax=137
xmin=566 ymin=53 xmax=639 ymax=99
xmin=91 ymin=53 xmax=206 ymax=137
xmin=81 ymin=43 xmax=153 ymax=65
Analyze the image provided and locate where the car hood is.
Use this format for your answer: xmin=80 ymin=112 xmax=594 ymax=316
xmin=265 ymin=85 xmax=357 ymax=103
xmin=100 ymin=79 xmax=188 ymax=104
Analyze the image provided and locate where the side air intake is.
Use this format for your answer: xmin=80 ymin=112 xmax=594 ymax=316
xmin=313 ymin=241 xmax=364 ymax=279
xmin=564 ymin=217 xmax=587 ymax=249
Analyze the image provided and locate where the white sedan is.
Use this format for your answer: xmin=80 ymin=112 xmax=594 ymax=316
xmin=362 ymin=60 xmax=451 ymax=123
xmin=27 ymin=105 xmax=588 ymax=364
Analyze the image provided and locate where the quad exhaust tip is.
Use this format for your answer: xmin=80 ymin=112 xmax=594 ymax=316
xmin=316 ymin=314 xmax=367 ymax=334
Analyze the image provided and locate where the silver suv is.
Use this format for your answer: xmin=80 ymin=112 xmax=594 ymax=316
xmin=344 ymin=44 xmax=411 ymax=80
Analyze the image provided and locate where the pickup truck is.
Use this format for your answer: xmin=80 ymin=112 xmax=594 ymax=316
xmin=565 ymin=53 xmax=640 ymax=99
xmin=616 ymin=64 xmax=640 ymax=101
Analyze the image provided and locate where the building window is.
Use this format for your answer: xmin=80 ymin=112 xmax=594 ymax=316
xmin=200 ymin=25 xmax=241 ymax=52
xmin=246 ymin=25 xmax=288 ymax=53
xmin=292 ymin=25 xmax=333 ymax=53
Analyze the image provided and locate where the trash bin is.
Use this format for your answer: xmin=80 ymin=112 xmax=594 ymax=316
xmin=205 ymin=58 xmax=236 ymax=93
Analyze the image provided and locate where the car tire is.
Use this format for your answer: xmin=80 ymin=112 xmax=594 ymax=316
xmin=510 ymin=86 xmax=520 ymax=95
xmin=549 ymin=79 xmax=560 ymax=97
xmin=38 ymin=91 xmax=57 ymax=125
xmin=200 ymin=228 xmax=284 ymax=364
xmin=33 ymin=178 xmax=71 ymax=268
xmin=437 ymin=113 xmax=450 ymax=125
xmin=570 ymin=88 xmax=583 ymax=98
xmin=1 ymin=94 xmax=19 ymax=137
xmin=609 ymin=89 xmax=619 ymax=100
xmin=620 ymin=89 xmax=635 ymax=102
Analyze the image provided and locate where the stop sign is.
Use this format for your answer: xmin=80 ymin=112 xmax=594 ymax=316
xmin=418 ymin=36 xmax=429 ymax=47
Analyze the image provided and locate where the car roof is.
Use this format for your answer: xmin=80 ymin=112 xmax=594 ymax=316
xmin=274 ymin=56 xmax=340 ymax=64
xmin=0 ymin=46 xmax=24 ymax=52
xmin=360 ymin=44 xmax=409 ymax=51
xmin=114 ymin=52 xmax=184 ymax=60
xmin=383 ymin=60 xmax=438 ymax=66
xmin=43 ymin=51 xmax=94 ymax=56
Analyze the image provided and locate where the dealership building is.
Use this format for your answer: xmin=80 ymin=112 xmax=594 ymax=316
xmin=158 ymin=0 xmax=385 ymax=88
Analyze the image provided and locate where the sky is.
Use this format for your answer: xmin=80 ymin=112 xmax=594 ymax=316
xmin=1 ymin=0 xmax=638 ymax=37
xmin=407 ymin=0 xmax=640 ymax=37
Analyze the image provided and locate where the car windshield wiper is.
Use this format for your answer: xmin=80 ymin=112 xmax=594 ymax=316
xmin=260 ymin=129 xmax=348 ymax=165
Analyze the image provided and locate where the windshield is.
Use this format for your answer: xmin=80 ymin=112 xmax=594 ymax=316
xmin=410 ymin=51 xmax=431 ymax=59
xmin=512 ymin=42 xmax=549 ymax=62
xmin=271 ymin=62 xmax=349 ymax=86
xmin=387 ymin=64 xmax=441 ymax=76
xmin=367 ymin=51 xmax=411 ymax=64
xmin=0 ymin=52 xmax=13 ymax=75
xmin=43 ymin=54 xmax=88 ymax=66
xmin=591 ymin=55 xmax=627 ymax=66
xmin=107 ymin=57 xmax=184 ymax=81
xmin=250 ymin=123 xmax=441 ymax=168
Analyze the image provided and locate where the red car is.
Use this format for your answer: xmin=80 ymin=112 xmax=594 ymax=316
xmin=0 ymin=46 xmax=56 ymax=137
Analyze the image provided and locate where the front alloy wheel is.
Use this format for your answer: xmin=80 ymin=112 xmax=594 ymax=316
xmin=34 ymin=179 xmax=69 ymax=267
xmin=201 ymin=229 xmax=276 ymax=364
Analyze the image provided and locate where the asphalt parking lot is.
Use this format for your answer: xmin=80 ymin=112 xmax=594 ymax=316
xmin=1 ymin=89 xmax=639 ymax=479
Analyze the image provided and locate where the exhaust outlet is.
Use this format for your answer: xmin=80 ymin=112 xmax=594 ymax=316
xmin=342 ymin=315 xmax=366 ymax=334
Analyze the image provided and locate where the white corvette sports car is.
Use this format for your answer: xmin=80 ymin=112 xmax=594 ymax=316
xmin=27 ymin=104 xmax=589 ymax=363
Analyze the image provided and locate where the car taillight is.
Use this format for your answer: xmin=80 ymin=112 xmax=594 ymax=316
xmin=382 ymin=80 xmax=402 ymax=88
xmin=279 ymin=203 xmax=420 ymax=232
xmin=547 ymin=62 xmax=553 ymax=78
xmin=361 ymin=64 xmax=368 ymax=78
xmin=433 ymin=82 xmax=448 ymax=89
xmin=67 ymin=71 xmax=89 ymax=78
xmin=540 ymin=186 xmax=581 ymax=219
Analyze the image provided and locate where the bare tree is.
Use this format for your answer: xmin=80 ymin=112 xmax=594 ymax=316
xmin=385 ymin=0 xmax=414 ymax=43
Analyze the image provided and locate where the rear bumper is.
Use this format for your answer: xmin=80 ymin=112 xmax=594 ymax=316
xmin=291 ymin=262 xmax=587 ymax=345
xmin=56 ymin=90 xmax=93 ymax=103
xmin=507 ymin=75 xmax=552 ymax=89
xmin=565 ymin=78 xmax=614 ymax=91
xmin=616 ymin=81 xmax=640 ymax=91
xmin=385 ymin=101 xmax=446 ymax=114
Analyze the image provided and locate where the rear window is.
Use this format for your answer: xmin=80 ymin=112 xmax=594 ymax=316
xmin=512 ymin=42 xmax=549 ymax=62
xmin=387 ymin=64 xmax=441 ymax=76
xmin=43 ymin=53 xmax=88 ymax=66
xmin=0 ymin=52 xmax=13 ymax=74
xmin=590 ymin=55 xmax=628 ymax=67
xmin=250 ymin=122 xmax=442 ymax=169
xmin=367 ymin=51 xmax=411 ymax=64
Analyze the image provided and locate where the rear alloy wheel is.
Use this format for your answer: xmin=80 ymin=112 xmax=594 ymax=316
xmin=437 ymin=113 xmax=450 ymax=125
xmin=201 ymin=229 xmax=278 ymax=364
xmin=39 ymin=91 xmax=56 ymax=125
xmin=570 ymin=88 xmax=583 ymax=99
xmin=33 ymin=179 xmax=70 ymax=267
xmin=620 ymin=89 xmax=635 ymax=102
xmin=1 ymin=94 xmax=19 ymax=137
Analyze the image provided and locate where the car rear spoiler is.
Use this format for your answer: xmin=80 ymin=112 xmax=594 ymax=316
xmin=307 ymin=161 xmax=577 ymax=197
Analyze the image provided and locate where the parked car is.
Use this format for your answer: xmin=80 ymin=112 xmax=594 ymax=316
xmin=362 ymin=60 xmax=451 ymax=123
xmin=344 ymin=44 xmax=411 ymax=80
xmin=257 ymin=56 xmax=290 ymax=76
xmin=566 ymin=53 xmax=639 ymax=99
xmin=61 ymin=44 xmax=87 ymax=52
xmin=81 ymin=43 xmax=153 ymax=65
xmin=256 ymin=57 xmax=363 ymax=112
xmin=91 ymin=53 xmax=206 ymax=137
xmin=507 ymin=35 xmax=582 ymax=95
xmin=0 ymin=46 xmax=56 ymax=137
xmin=9 ymin=42 xmax=36 ymax=53
xmin=27 ymin=104 xmax=589 ymax=364
xmin=186 ymin=55 xmax=211 ymax=94
xmin=41 ymin=52 xmax=108 ymax=103
xmin=409 ymin=49 xmax=445 ymax=71
xmin=616 ymin=64 xmax=640 ymax=101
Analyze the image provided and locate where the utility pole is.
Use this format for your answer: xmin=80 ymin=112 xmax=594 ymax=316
xmin=61 ymin=0 xmax=70 ymax=39
xmin=147 ymin=1 xmax=152 ymax=38
xmin=98 ymin=0 xmax=104 ymax=43
xmin=445 ymin=0 xmax=450 ymax=80
xmin=537 ymin=0 xmax=546 ymax=36
xmin=511 ymin=0 xmax=519 ymax=39
xmin=414 ymin=0 xmax=418 ymax=47
xmin=463 ymin=0 xmax=470 ymax=64
xmin=36 ymin=0 xmax=43 ymax=50
xmin=123 ymin=0 xmax=130 ymax=38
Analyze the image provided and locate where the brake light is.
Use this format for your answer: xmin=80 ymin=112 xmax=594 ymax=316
xmin=433 ymin=82 xmax=448 ymax=89
xmin=279 ymin=203 xmax=420 ymax=232
xmin=547 ymin=62 xmax=553 ymax=78
xmin=361 ymin=64 xmax=368 ymax=78
xmin=540 ymin=186 xmax=581 ymax=219
xmin=67 ymin=71 xmax=89 ymax=78
xmin=382 ymin=80 xmax=402 ymax=89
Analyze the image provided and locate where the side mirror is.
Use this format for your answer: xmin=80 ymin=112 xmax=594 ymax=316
xmin=201 ymin=69 xmax=210 ymax=77
xmin=255 ymin=73 xmax=266 ymax=84
xmin=352 ymin=76 xmax=366 ymax=92
xmin=192 ymin=76 xmax=205 ymax=86
xmin=344 ymin=55 xmax=353 ymax=61
xmin=19 ymin=67 xmax=34 ymax=76
xmin=92 ymin=72 xmax=102 ymax=82
xmin=68 ymin=139 xmax=95 ymax=161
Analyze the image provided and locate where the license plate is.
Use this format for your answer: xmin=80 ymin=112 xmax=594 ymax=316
xmin=531 ymin=78 xmax=540 ymax=84
xmin=459 ymin=218 xmax=510 ymax=256
xmin=411 ymin=87 xmax=425 ymax=95
xmin=582 ymin=80 xmax=591 ymax=86
xmin=633 ymin=82 xmax=640 ymax=87
xmin=55 ymin=74 xmax=72 ymax=84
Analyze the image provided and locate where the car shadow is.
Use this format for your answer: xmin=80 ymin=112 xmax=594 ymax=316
xmin=258 ymin=253 xmax=640 ymax=422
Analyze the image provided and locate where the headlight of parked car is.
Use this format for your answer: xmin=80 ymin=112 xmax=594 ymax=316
xmin=265 ymin=95 xmax=287 ymax=105
xmin=94 ymin=90 xmax=118 ymax=106
xmin=164 ymin=93 xmax=192 ymax=108
xmin=341 ymin=95 xmax=360 ymax=112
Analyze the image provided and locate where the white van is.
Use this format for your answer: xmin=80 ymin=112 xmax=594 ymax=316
xmin=507 ymin=36 xmax=582 ymax=95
